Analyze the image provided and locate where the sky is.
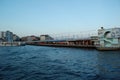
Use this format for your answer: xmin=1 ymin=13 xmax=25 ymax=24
xmin=0 ymin=0 xmax=120 ymax=37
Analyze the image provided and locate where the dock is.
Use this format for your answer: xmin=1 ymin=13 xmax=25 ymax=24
xmin=26 ymin=27 xmax=120 ymax=51
xmin=27 ymin=39 xmax=95 ymax=48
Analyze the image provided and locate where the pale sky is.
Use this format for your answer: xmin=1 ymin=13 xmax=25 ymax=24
xmin=0 ymin=0 xmax=120 ymax=37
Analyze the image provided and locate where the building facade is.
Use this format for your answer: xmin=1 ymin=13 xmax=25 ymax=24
xmin=0 ymin=31 xmax=20 ymax=42
xmin=13 ymin=34 xmax=20 ymax=41
xmin=6 ymin=31 xmax=13 ymax=42
xmin=27 ymin=36 xmax=39 ymax=41
xmin=0 ymin=31 xmax=6 ymax=40
xmin=40 ymin=35 xmax=54 ymax=41
xmin=21 ymin=36 xmax=39 ymax=41
xmin=97 ymin=27 xmax=120 ymax=48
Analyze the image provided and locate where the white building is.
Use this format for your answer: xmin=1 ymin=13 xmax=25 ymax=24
xmin=40 ymin=35 xmax=54 ymax=41
xmin=97 ymin=27 xmax=120 ymax=48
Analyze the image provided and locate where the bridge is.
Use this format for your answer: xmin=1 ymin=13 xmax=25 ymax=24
xmin=24 ymin=27 xmax=120 ymax=50
xmin=26 ymin=30 xmax=98 ymax=48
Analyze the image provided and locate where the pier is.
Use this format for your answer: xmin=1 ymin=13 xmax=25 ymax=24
xmin=26 ymin=31 xmax=96 ymax=49
xmin=26 ymin=27 xmax=120 ymax=50
xmin=26 ymin=39 xmax=95 ymax=48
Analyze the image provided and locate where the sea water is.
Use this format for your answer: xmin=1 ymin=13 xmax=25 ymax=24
xmin=0 ymin=45 xmax=120 ymax=80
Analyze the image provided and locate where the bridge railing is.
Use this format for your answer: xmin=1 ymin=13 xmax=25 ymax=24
xmin=50 ymin=31 xmax=98 ymax=41
xmin=26 ymin=30 xmax=98 ymax=42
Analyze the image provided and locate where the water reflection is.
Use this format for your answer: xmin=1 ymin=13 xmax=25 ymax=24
xmin=97 ymin=51 xmax=120 ymax=79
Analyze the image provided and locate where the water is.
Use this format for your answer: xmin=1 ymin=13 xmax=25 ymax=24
xmin=0 ymin=45 xmax=120 ymax=80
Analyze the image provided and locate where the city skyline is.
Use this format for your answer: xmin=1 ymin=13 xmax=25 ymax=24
xmin=0 ymin=0 xmax=120 ymax=37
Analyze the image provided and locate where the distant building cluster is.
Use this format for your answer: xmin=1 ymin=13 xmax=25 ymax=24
xmin=21 ymin=36 xmax=40 ymax=41
xmin=21 ymin=35 xmax=54 ymax=41
xmin=0 ymin=32 xmax=54 ymax=42
xmin=0 ymin=31 xmax=20 ymax=42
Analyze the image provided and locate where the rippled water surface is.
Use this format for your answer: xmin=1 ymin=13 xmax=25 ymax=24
xmin=0 ymin=45 xmax=120 ymax=80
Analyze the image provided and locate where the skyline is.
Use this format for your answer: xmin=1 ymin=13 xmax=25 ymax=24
xmin=0 ymin=0 xmax=120 ymax=37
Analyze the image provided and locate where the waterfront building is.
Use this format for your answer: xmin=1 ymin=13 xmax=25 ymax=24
xmin=13 ymin=34 xmax=20 ymax=41
xmin=0 ymin=31 xmax=6 ymax=41
xmin=27 ymin=36 xmax=39 ymax=41
xmin=6 ymin=31 xmax=13 ymax=42
xmin=0 ymin=31 xmax=22 ymax=46
xmin=40 ymin=35 xmax=54 ymax=41
xmin=97 ymin=27 xmax=120 ymax=48
xmin=21 ymin=36 xmax=39 ymax=41
xmin=21 ymin=36 xmax=27 ymax=41
xmin=0 ymin=31 xmax=2 ymax=38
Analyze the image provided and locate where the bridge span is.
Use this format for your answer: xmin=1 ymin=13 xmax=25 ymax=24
xmin=26 ymin=38 xmax=96 ymax=48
